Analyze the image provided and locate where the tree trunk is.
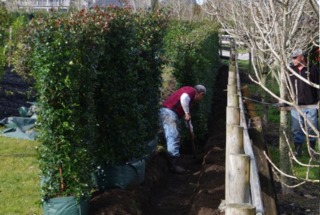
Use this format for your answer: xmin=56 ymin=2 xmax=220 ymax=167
xmin=279 ymin=66 xmax=292 ymax=195
xmin=151 ymin=0 xmax=158 ymax=11
xmin=261 ymin=66 xmax=268 ymax=126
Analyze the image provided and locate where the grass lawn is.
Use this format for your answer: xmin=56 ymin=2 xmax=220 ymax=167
xmin=0 ymin=136 xmax=42 ymax=215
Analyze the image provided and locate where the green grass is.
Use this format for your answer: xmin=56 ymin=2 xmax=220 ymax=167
xmin=222 ymin=59 xmax=251 ymax=72
xmin=237 ymin=59 xmax=251 ymax=71
xmin=0 ymin=136 xmax=42 ymax=215
xmin=269 ymin=144 xmax=320 ymax=180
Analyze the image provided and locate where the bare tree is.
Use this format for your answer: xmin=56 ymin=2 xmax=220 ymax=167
xmin=2 ymin=0 xmax=21 ymax=11
xmin=159 ymin=0 xmax=207 ymax=20
xmin=201 ymin=0 xmax=319 ymax=194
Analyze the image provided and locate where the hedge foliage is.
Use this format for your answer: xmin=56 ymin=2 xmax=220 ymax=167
xmin=17 ymin=5 xmax=220 ymax=200
xmin=26 ymin=7 xmax=168 ymax=199
xmin=93 ymin=8 xmax=167 ymax=165
xmin=0 ymin=6 xmax=11 ymax=76
xmin=0 ymin=11 xmax=37 ymax=79
xmin=28 ymin=10 xmax=99 ymax=199
xmin=163 ymin=20 xmax=220 ymax=142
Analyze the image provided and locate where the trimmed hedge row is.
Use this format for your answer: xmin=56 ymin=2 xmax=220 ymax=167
xmin=163 ymin=20 xmax=220 ymax=143
xmin=27 ymin=7 xmax=167 ymax=199
xmin=21 ymin=6 xmax=220 ymax=201
xmin=0 ymin=6 xmax=11 ymax=76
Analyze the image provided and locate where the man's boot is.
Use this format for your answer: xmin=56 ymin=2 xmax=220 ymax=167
xmin=169 ymin=157 xmax=187 ymax=174
xmin=294 ymin=143 xmax=302 ymax=157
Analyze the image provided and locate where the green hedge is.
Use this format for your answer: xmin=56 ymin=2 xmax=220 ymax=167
xmin=0 ymin=6 xmax=11 ymax=76
xmin=163 ymin=20 xmax=220 ymax=142
xmin=0 ymin=10 xmax=32 ymax=77
xmin=26 ymin=7 xmax=167 ymax=198
xmin=24 ymin=6 xmax=218 ymax=199
xmin=94 ymin=9 xmax=167 ymax=165
xmin=28 ymin=11 xmax=99 ymax=199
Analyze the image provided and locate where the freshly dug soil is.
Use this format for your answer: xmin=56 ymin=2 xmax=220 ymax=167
xmin=1 ymin=66 xmax=319 ymax=215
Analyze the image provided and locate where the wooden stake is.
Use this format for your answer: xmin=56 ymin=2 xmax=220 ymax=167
xmin=227 ymin=93 xmax=239 ymax=107
xmin=225 ymin=126 xmax=245 ymax=204
xmin=227 ymin=84 xmax=237 ymax=95
xmin=226 ymin=154 xmax=250 ymax=204
xmin=226 ymin=106 xmax=240 ymax=125
xmin=228 ymin=77 xmax=237 ymax=86
xmin=225 ymin=203 xmax=256 ymax=215
xmin=59 ymin=164 xmax=65 ymax=193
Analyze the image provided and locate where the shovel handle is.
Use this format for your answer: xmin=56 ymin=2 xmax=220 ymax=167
xmin=186 ymin=120 xmax=197 ymax=158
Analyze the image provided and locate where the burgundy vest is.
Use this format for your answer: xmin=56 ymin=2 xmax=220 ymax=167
xmin=162 ymin=86 xmax=196 ymax=118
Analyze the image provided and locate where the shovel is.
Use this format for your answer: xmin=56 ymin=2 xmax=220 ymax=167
xmin=186 ymin=120 xmax=197 ymax=159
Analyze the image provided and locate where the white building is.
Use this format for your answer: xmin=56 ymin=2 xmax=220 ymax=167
xmin=1 ymin=0 xmax=153 ymax=11
xmin=2 ymin=0 xmax=87 ymax=11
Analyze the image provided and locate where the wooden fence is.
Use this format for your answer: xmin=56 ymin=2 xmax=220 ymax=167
xmin=223 ymin=39 xmax=277 ymax=215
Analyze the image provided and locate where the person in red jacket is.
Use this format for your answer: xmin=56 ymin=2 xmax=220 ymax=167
xmin=160 ymin=84 xmax=206 ymax=173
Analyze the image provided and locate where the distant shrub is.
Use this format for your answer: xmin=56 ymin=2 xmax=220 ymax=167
xmin=163 ymin=20 xmax=220 ymax=142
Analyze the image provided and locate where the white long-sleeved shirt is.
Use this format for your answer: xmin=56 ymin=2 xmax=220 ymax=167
xmin=180 ymin=93 xmax=193 ymax=132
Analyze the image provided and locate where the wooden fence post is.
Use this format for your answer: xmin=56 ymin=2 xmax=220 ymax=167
xmin=227 ymin=154 xmax=250 ymax=204
xmin=228 ymin=69 xmax=236 ymax=78
xmin=227 ymin=84 xmax=237 ymax=95
xmin=227 ymin=93 xmax=239 ymax=107
xmin=226 ymin=203 xmax=256 ymax=215
xmin=228 ymin=77 xmax=237 ymax=86
xmin=226 ymin=106 xmax=240 ymax=125
xmin=226 ymin=106 xmax=242 ymax=204
xmin=226 ymin=125 xmax=244 ymax=155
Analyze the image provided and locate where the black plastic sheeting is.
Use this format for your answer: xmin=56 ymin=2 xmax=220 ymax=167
xmin=94 ymin=159 xmax=146 ymax=191
xmin=0 ymin=104 xmax=38 ymax=140
xmin=43 ymin=196 xmax=89 ymax=215
xmin=93 ymin=139 xmax=157 ymax=191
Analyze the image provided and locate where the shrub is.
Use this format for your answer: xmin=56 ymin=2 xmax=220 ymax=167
xmin=27 ymin=10 xmax=101 ymax=199
xmin=93 ymin=8 xmax=168 ymax=165
xmin=0 ymin=6 xmax=11 ymax=76
xmin=26 ymin=7 xmax=168 ymax=199
xmin=163 ymin=20 xmax=220 ymax=142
